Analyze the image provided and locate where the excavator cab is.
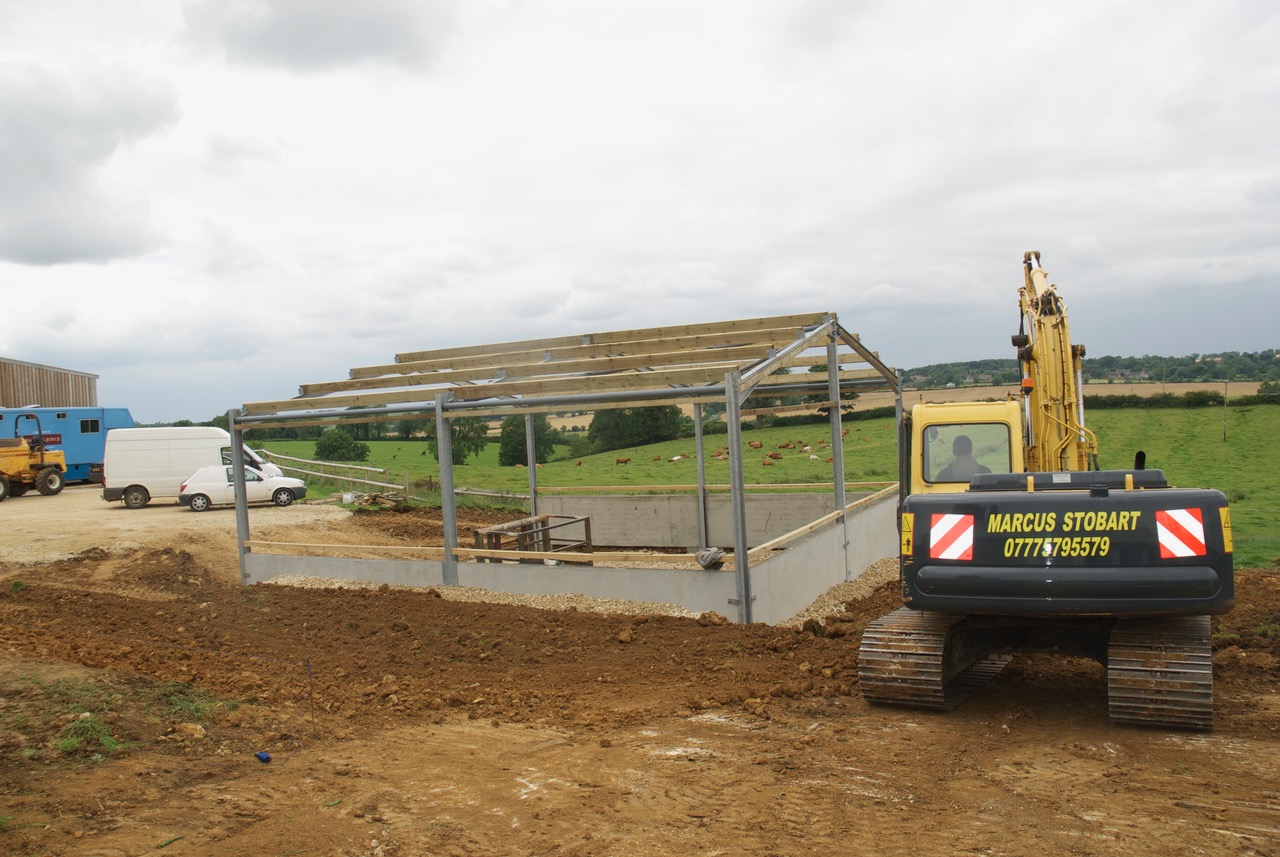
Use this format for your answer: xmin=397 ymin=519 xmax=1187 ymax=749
xmin=904 ymin=401 xmax=1024 ymax=495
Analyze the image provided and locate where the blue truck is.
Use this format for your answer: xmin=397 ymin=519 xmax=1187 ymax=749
xmin=0 ymin=407 xmax=135 ymax=483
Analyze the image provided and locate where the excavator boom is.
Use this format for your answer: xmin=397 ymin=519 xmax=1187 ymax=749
xmin=1015 ymin=250 xmax=1098 ymax=472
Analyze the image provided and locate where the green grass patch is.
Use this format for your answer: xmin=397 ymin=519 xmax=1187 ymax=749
xmin=261 ymin=424 xmax=896 ymax=499
xmin=258 ymin=404 xmax=1280 ymax=568
xmin=153 ymin=681 xmax=234 ymax=723
xmin=57 ymin=715 xmax=126 ymax=756
xmin=9 ymin=581 xmax=28 ymax=592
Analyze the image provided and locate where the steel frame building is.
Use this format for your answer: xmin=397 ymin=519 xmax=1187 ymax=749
xmin=228 ymin=312 xmax=900 ymax=623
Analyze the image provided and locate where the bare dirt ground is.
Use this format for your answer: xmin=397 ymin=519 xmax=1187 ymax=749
xmin=2 ymin=486 xmax=1279 ymax=856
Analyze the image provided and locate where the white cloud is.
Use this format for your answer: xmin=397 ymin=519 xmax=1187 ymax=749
xmin=0 ymin=62 xmax=179 ymax=264
xmin=0 ymin=1 xmax=1277 ymax=422
xmin=182 ymin=0 xmax=460 ymax=71
xmin=203 ymin=133 xmax=282 ymax=176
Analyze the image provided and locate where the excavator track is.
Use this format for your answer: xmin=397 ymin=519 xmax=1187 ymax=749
xmin=858 ymin=608 xmax=1013 ymax=711
xmin=1107 ymin=615 xmax=1214 ymax=731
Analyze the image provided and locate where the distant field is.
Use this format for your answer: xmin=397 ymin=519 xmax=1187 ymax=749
xmin=856 ymin=380 xmax=1262 ymax=411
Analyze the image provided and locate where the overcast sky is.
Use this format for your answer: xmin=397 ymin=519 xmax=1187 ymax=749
xmin=1 ymin=1 xmax=1276 ymax=423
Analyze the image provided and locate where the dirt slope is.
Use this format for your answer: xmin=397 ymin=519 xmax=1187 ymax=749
xmin=0 ymin=487 xmax=1277 ymax=856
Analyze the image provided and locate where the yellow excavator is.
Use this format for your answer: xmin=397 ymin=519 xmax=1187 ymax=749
xmin=860 ymin=252 xmax=1234 ymax=729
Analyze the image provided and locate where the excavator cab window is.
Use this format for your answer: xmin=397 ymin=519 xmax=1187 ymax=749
xmin=925 ymin=423 xmax=1013 ymax=484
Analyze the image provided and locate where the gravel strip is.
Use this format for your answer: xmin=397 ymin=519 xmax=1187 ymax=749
xmin=264 ymin=573 xmax=701 ymax=618
xmin=778 ymin=555 xmax=899 ymax=627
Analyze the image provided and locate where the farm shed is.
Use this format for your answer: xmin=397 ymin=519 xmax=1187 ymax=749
xmin=0 ymin=357 xmax=99 ymax=408
xmin=229 ymin=312 xmax=902 ymax=623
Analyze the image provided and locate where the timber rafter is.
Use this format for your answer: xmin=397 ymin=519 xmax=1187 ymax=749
xmin=239 ymin=312 xmax=898 ymax=419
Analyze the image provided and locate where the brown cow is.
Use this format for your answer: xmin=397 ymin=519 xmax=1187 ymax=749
xmin=767 ymin=451 xmax=783 ymax=460
xmin=615 ymin=457 xmax=631 ymax=465
xmin=748 ymin=440 xmax=763 ymax=449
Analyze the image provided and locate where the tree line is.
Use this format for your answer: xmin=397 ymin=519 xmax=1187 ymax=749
xmin=906 ymin=349 xmax=1280 ymax=389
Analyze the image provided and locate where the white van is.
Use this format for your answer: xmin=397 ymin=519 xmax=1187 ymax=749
xmin=101 ymin=427 xmax=283 ymax=509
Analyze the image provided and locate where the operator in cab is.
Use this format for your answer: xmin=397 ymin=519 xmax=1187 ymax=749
xmin=937 ymin=434 xmax=991 ymax=482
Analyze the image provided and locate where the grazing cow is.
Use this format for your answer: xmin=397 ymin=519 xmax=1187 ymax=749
xmin=652 ymin=455 xmax=663 ymax=461
xmin=615 ymin=457 xmax=631 ymax=465
xmin=826 ymin=456 xmax=833 ymax=463
xmin=762 ymin=459 xmax=775 ymax=466
xmin=748 ymin=440 xmax=763 ymax=449
xmin=767 ymin=451 xmax=783 ymax=460
xmin=779 ymin=442 xmax=793 ymax=449
xmin=669 ymin=454 xmax=686 ymax=462
xmin=809 ymin=454 xmax=820 ymax=460
xmin=576 ymin=460 xmax=582 ymax=466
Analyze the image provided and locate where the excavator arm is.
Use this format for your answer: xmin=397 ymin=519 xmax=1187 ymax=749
xmin=1013 ymin=250 xmax=1099 ymax=471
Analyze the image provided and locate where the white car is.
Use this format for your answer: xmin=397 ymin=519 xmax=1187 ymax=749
xmin=178 ymin=465 xmax=307 ymax=512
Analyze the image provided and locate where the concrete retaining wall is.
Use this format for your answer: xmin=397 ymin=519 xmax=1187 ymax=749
xmin=538 ymin=493 xmax=843 ymax=548
xmin=245 ymin=554 xmax=446 ymax=588
xmin=243 ymin=488 xmax=900 ymax=625
xmin=751 ymin=488 xmax=899 ymax=623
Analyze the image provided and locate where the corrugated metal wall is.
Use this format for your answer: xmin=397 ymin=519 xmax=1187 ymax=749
xmin=0 ymin=358 xmax=98 ymax=407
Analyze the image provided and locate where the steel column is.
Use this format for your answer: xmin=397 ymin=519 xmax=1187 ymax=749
xmin=694 ymin=403 xmax=708 ymax=550
xmin=724 ymin=372 xmax=752 ymax=623
xmin=826 ymin=337 xmax=851 ymax=578
xmin=228 ymin=409 xmax=252 ymax=587
xmin=435 ymin=395 xmax=459 ymax=586
xmin=525 ymin=414 xmax=538 ymax=517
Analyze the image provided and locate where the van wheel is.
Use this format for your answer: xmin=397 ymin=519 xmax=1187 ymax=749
xmin=36 ymin=468 xmax=64 ymax=496
xmin=123 ymin=486 xmax=149 ymax=509
xmin=188 ymin=494 xmax=211 ymax=512
xmin=272 ymin=488 xmax=295 ymax=507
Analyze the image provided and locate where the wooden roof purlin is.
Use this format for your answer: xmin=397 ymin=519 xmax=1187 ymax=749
xmin=238 ymin=312 xmax=897 ymax=421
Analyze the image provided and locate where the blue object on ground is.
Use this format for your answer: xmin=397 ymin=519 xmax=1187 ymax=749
xmin=256 ymin=751 xmax=271 ymax=763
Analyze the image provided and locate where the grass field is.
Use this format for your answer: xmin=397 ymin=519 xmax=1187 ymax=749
xmin=258 ymin=405 xmax=1279 ymax=569
xmin=1086 ymin=405 xmax=1278 ymax=569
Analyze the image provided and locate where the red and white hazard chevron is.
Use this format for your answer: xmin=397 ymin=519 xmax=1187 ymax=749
xmin=930 ymin=513 xmax=974 ymax=561
xmin=1155 ymin=508 xmax=1206 ymax=558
